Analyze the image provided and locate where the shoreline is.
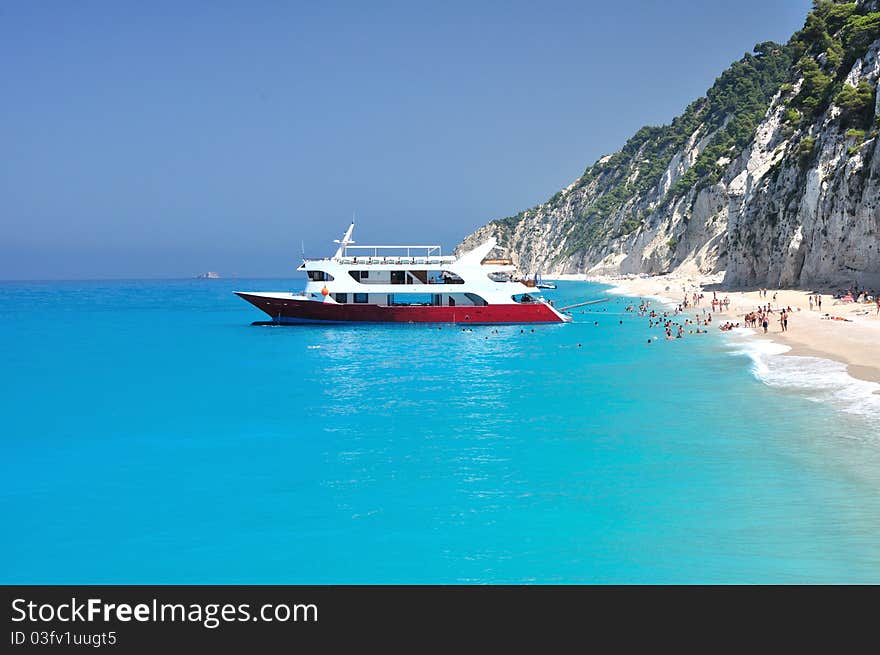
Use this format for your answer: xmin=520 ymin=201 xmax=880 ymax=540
xmin=582 ymin=272 xmax=880 ymax=386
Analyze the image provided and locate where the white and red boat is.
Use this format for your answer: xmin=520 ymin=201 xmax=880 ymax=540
xmin=235 ymin=224 xmax=570 ymax=324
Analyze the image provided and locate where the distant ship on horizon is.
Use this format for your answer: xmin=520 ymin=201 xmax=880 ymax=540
xmin=196 ymin=271 xmax=221 ymax=279
xmin=235 ymin=223 xmax=570 ymax=325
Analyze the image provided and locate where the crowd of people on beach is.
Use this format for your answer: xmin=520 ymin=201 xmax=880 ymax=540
xmin=635 ymin=287 xmax=801 ymax=346
xmin=647 ymin=281 xmax=879 ymax=346
xmin=836 ymin=286 xmax=875 ymax=302
xmin=682 ymin=291 xmax=733 ymax=314
xmin=704 ymin=290 xmax=795 ymax=334
xmin=741 ymin=303 xmax=793 ymax=333
xmin=590 ymin=275 xmax=879 ymax=352
xmin=829 ymin=286 xmax=880 ymax=315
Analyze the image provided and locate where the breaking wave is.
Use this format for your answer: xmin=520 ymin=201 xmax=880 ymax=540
xmin=724 ymin=329 xmax=880 ymax=419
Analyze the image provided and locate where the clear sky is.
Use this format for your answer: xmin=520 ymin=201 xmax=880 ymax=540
xmin=1 ymin=0 xmax=810 ymax=279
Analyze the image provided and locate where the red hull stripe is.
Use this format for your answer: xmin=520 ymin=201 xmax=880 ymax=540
xmin=235 ymin=293 xmax=564 ymax=324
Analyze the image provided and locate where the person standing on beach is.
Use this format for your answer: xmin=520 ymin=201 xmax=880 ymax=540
xmin=780 ymin=310 xmax=788 ymax=332
xmin=809 ymin=295 xmax=814 ymax=311
xmin=818 ymin=294 xmax=822 ymax=311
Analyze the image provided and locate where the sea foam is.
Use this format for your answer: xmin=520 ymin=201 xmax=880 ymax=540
xmin=724 ymin=329 xmax=880 ymax=419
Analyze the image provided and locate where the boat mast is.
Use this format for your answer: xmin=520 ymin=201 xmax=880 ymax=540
xmin=333 ymin=221 xmax=356 ymax=259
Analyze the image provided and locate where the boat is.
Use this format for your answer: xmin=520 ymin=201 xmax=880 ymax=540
xmin=534 ymin=273 xmax=557 ymax=290
xmin=235 ymin=223 xmax=571 ymax=324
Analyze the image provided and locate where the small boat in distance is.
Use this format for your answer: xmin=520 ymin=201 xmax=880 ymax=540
xmin=534 ymin=273 xmax=557 ymax=290
xmin=196 ymin=271 xmax=221 ymax=279
xmin=235 ymin=224 xmax=571 ymax=324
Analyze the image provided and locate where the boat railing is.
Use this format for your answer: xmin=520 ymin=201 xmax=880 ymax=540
xmin=303 ymin=255 xmax=457 ymax=265
xmin=344 ymin=244 xmax=444 ymax=257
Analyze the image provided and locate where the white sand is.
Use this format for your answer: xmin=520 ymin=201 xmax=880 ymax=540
xmin=587 ymin=273 xmax=880 ymax=384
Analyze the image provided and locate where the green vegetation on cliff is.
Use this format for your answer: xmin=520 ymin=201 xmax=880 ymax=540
xmin=487 ymin=0 xmax=880 ymax=260
xmin=552 ymin=40 xmax=792 ymax=258
xmin=787 ymin=1 xmax=879 ymax=129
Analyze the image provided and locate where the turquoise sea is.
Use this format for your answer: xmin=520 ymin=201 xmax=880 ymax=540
xmin=2 ymin=279 xmax=880 ymax=583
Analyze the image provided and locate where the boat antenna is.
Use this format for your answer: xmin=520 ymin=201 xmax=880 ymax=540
xmin=301 ymin=240 xmax=306 ymax=262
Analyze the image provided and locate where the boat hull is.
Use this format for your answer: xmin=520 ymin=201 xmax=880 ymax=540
xmin=235 ymin=293 xmax=565 ymax=324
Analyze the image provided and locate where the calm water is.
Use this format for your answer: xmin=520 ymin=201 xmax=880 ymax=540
xmin=2 ymin=279 xmax=879 ymax=583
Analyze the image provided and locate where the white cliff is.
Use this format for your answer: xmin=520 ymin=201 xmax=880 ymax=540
xmin=459 ymin=1 xmax=880 ymax=289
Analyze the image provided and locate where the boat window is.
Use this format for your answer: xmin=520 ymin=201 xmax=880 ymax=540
xmin=464 ymin=293 xmax=487 ymax=306
xmin=512 ymin=293 xmax=540 ymax=304
xmin=348 ymin=270 xmax=366 ymax=282
xmin=448 ymin=296 xmax=455 ymax=307
xmin=439 ymin=271 xmax=464 ymax=284
xmin=389 ymin=293 xmax=433 ymax=306
xmin=334 ymin=293 xmax=348 ymax=304
xmin=307 ymin=270 xmax=334 ymax=282
xmin=354 ymin=293 xmax=368 ymax=304
xmin=390 ymin=270 xmax=406 ymax=285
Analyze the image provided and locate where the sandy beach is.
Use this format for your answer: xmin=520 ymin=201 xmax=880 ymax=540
xmin=584 ymin=273 xmax=880 ymax=385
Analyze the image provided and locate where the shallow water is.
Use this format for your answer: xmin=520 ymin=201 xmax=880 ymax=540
xmin=1 ymin=279 xmax=879 ymax=583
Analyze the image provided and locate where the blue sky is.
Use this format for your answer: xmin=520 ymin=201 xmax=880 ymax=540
xmin=1 ymin=0 xmax=810 ymax=279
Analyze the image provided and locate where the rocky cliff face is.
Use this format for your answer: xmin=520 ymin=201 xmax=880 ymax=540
xmin=460 ymin=0 xmax=880 ymax=289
